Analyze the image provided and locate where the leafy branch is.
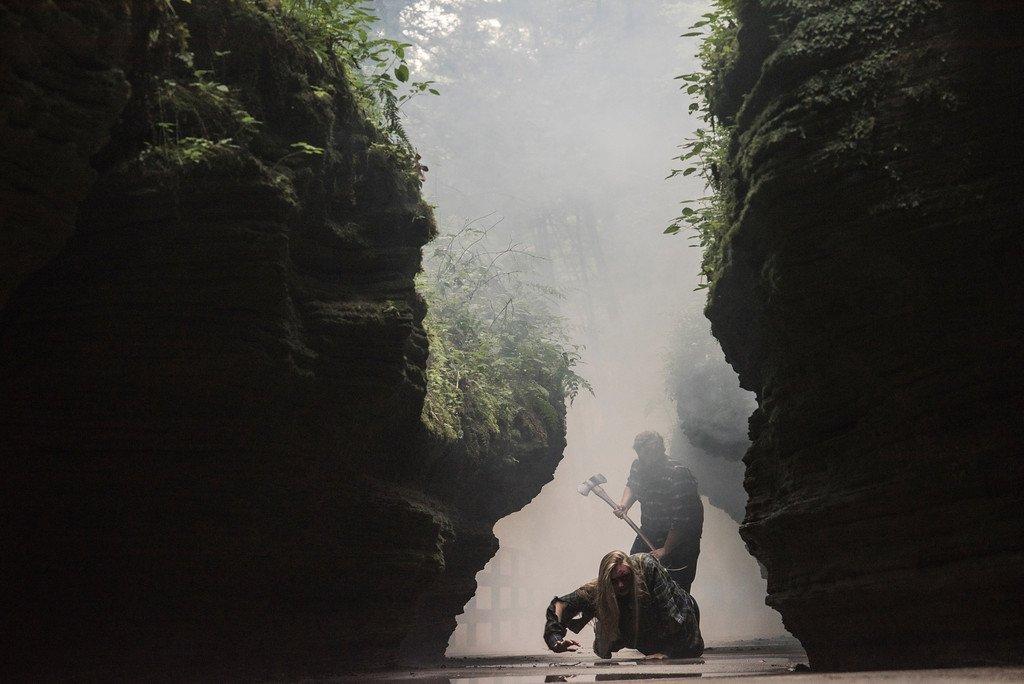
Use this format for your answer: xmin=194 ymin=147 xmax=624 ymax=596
xmin=279 ymin=0 xmax=439 ymax=157
xmin=665 ymin=3 xmax=737 ymax=290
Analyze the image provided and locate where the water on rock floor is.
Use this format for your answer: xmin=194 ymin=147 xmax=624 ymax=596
xmin=328 ymin=639 xmax=1024 ymax=682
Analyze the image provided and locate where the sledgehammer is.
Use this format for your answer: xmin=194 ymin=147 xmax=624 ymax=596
xmin=577 ymin=473 xmax=657 ymax=553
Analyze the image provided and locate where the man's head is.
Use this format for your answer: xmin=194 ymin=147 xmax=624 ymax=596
xmin=633 ymin=430 xmax=666 ymax=465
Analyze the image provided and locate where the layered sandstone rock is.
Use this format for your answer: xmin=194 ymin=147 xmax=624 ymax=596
xmin=706 ymin=0 xmax=1024 ymax=671
xmin=0 ymin=1 xmax=564 ymax=677
xmin=401 ymin=383 xmax=567 ymax=663
xmin=0 ymin=1 xmax=131 ymax=306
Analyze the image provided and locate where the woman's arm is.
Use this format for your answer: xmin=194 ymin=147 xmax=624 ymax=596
xmin=545 ymin=588 xmax=597 ymax=652
xmin=544 ymin=598 xmax=581 ymax=652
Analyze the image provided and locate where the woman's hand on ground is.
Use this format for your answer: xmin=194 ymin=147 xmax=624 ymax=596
xmin=552 ymin=638 xmax=580 ymax=653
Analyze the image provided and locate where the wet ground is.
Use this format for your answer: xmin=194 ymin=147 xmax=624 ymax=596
xmin=327 ymin=640 xmax=1024 ymax=683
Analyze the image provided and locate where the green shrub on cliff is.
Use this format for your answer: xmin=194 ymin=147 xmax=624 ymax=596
xmin=667 ymin=0 xmax=947 ymax=290
xmin=419 ymin=220 xmax=590 ymax=453
xmin=140 ymin=1 xmax=433 ymax=173
xmin=278 ymin=0 xmax=437 ymax=152
xmin=665 ymin=1 xmax=737 ymax=289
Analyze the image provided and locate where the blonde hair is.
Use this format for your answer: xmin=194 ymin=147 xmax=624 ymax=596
xmin=583 ymin=550 xmax=648 ymax=654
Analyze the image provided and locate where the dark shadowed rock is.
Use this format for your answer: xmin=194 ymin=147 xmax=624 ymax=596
xmin=0 ymin=1 xmax=131 ymax=306
xmin=0 ymin=0 xmax=565 ymax=677
xmin=705 ymin=0 xmax=1024 ymax=671
xmin=400 ymin=388 xmax=567 ymax=664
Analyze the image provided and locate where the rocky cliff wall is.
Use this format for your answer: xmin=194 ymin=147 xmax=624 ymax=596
xmin=705 ymin=0 xmax=1024 ymax=671
xmin=0 ymin=1 xmax=131 ymax=307
xmin=400 ymin=381 xmax=567 ymax=663
xmin=0 ymin=1 xmax=564 ymax=677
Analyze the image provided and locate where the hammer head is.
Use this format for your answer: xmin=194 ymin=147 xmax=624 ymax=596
xmin=576 ymin=473 xmax=608 ymax=496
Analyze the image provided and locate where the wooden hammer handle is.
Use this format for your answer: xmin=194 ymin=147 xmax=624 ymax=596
xmin=593 ymin=485 xmax=658 ymax=553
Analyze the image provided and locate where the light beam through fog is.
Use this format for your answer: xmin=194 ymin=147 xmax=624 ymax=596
xmin=386 ymin=0 xmax=788 ymax=655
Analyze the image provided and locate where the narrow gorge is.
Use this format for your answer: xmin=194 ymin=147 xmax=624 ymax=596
xmin=3 ymin=0 xmax=1022 ymax=679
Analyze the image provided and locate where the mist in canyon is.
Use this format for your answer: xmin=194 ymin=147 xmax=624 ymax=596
xmin=381 ymin=0 xmax=788 ymax=654
xmin=4 ymin=0 xmax=1019 ymax=676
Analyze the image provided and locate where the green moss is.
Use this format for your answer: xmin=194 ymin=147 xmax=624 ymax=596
xmin=367 ymin=140 xmax=421 ymax=193
xmin=419 ymin=297 xmax=561 ymax=464
xmin=274 ymin=0 xmax=438 ymax=163
xmin=420 ymin=319 xmax=465 ymax=442
xmin=678 ymin=0 xmax=946 ymax=292
xmin=418 ymin=230 xmax=587 ymax=465
xmin=765 ymin=0 xmax=941 ymax=54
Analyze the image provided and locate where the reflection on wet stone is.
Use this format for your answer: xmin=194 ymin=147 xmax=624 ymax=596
xmin=545 ymin=675 xmax=702 ymax=682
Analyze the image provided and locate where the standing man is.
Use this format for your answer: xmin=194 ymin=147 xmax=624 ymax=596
xmin=614 ymin=431 xmax=703 ymax=592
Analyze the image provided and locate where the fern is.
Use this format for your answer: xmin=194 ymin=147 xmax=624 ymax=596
xmin=420 ymin=218 xmax=592 ymax=447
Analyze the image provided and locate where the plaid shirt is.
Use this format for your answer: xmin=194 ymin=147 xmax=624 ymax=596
xmin=626 ymin=458 xmax=703 ymax=545
xmin=543 ymin=553 xmax=704 ymax=658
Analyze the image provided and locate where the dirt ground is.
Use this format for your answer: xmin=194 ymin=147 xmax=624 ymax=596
xmin=326 ymin=639 xmax=1024 ymax=682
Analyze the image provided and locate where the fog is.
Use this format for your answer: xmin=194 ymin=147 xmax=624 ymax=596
xmin=380 ymin=0 xmax=788 ymax=654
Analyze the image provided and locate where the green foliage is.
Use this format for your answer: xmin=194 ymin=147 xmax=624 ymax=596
xmin=289 ymin=141 xmax=325 ymax=156
xmin=141 ymin=17 xmax=263 ymax=167
xmin=278 ymin=0 xmax=438 ymax=154
xmin=140 ymin=1 xmax=434 ymax=174
xmin=420 ymin=219 xmax=591 ymax=449
xmin=667 ymin=0 xmax=945 ymax=291
xmin=139 ymin=134 xmax=238 ymax=165
xmin=665 ymin=2 xmax=738 ymax=289
xmin=159 ymin=68 xmax=258 ymax=128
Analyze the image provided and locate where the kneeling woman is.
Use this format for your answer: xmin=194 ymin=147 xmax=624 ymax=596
xmin=543 ymin=550 xmax=704 ymax=659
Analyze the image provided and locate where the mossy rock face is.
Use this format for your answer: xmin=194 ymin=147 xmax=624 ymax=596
xmin=0 ymin=0 xmax=564 ymax=677
xmin=0 ymin=0 xmax=132 ymax=307
xmin=704 ymin=0 xmax=1024 ymax=671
